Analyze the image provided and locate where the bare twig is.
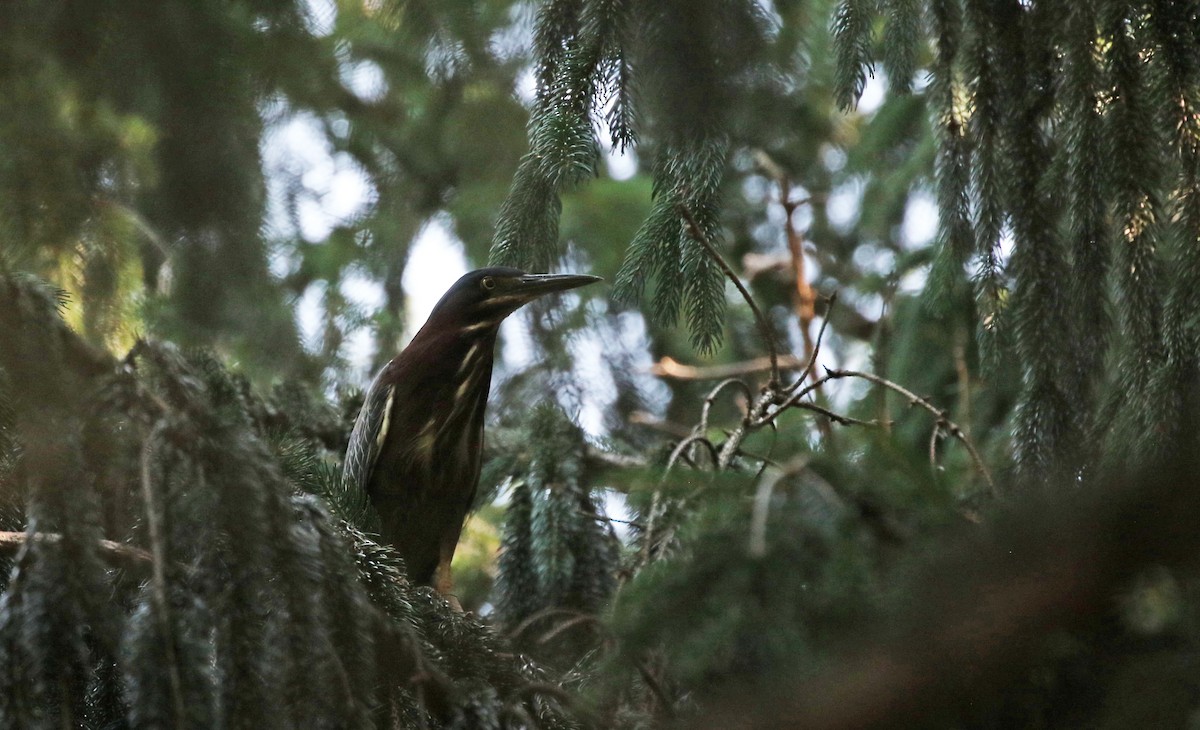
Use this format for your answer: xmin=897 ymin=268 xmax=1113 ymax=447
xmin=508 ymin=607 xmax=597 ymax=641
xmin=667 ymin=434 xmax=721 ymax=472
xmin=594 ymin=513 xmax=644 ymax=529
xmin=678 ymin=204 xmax=782 ymax=386
xmin=716 ymin=389 xmax=777 ymax=470
xmin=748 ymin=457 xmax=811 ymax=557
xmin=929 ymin=423 xmax=942 ymax=475
xmin=766 ymin=370 xmax=841 ymax=418
xmin=786 ymin=291 xmax=839 ymax=392
xmin=823 ymin=368 xmax=997 ymax=495
xmin=140 ymin=420 xmax=187 ymax=728
xmin=649 ymin=355 xmax=810 ymax=381
xmin=777 ymin=172 xmax=818 ymax=374
xmin=953 ymin=326 xmax=972 ymax=437
xmin=791 ymin=401 xmax=887 ymax=429
xmin=637 ymin=661 xmax=676 ymax=718
xmin=538 ymin=613 xmax=608 ymax=645
xmin=0 ymin=531 xmax=152 ymax=567
xmin=699 ymin=378 xmax=754 ymax=435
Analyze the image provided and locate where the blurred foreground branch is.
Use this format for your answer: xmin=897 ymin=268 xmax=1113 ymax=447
xmin=691 ymin=447 xmax=1200 ymax=729
xmin=0 ymin=531 xmax=152 ymax=568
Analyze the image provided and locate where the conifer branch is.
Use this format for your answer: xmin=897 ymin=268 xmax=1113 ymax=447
xmin=678 ymin=203 xmax=781 ymax=386
xmin=636 ymin=660 xmax=676 ymax=718
xmin=822 ymin=368 xmax=997 ymax=495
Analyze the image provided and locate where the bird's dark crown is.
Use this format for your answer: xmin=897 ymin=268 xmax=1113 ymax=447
xmin=430 ymin=267 xmax=526 ymax=317
xmin=424 ymin=267 xmax=600 ymax=330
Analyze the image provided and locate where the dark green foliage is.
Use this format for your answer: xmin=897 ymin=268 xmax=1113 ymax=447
xmin=834 ymin=0 xmax=1200 ymax=484
xmin=1057 ymin=2 xmax=1108 ymax=420
xmin=925 ymin=0 xmax=972 ymax=313
xmin=0 ymin=0 xmax=332 ymax=377
xmin=605 ymin=446 xmax=960 ymax=713
xmin=833 ymin=0 xmax=876 ymax=109
xmin=494 ymin=404 xmax=618 ymax=659
xmin=492 ymin=0 xmax=770 ymax=353
xmin=882 ymin=0 xmax=922 ymax=93
xmin=7 ymin=0 xmax=1200 ymax=727
xmin=0 ymin=275 xmax=583 ymax=729
xmin=615 ymin=138 xmax=731 ymax=352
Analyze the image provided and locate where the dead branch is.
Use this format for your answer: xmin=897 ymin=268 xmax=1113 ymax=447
xmin=0 ymin=531 xmax=152 ymax=568
xmin=699 ymin=378 xmax=754 ymax=436
xmin=748 ymin=457 xmax=811 ymax=557
xmin=667 ymin=435 xmax=720 ymax=472
xmin=649 ymin=355 xmax=809 ymax=381
xmin=823 ymin=368 xmax=996 ymax=495
xmin=786 ymin=291 xmax=838 ymax=391
xmin=775 ymin=166 xmax=818 ymax=376
xmin=792 ymin=401 xmax=887 ymax=429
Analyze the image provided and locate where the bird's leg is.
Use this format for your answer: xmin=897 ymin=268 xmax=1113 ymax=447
xmin=433 ymin=545 xmax=463 ymax=613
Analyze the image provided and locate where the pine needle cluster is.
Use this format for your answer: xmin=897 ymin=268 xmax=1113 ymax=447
xmin=493 ymin=403 xmax=618 ymax=661
xmin=0 ymin=274 xmax=581 ymax=728
xmin=835 ymin=0 xmax=1200 ymax=485
xmin=490 ymin=0 xmax=773 ymax=353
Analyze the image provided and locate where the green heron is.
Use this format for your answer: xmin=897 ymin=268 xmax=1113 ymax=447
xmin=343 ymin=267 xmax=600 ymax=597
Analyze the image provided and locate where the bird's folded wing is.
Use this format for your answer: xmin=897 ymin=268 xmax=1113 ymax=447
xmin=343 ymin=376 xmax=395 ymax=493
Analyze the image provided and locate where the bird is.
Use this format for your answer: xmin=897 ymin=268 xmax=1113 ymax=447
xmin=343 ymin=266 xmax=600 ymax=598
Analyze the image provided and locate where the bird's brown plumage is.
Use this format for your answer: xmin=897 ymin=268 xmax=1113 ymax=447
xmin=343 ymin=267 xmax=599 ymax=594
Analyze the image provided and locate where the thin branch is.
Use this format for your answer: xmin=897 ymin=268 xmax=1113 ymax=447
xmin=678 ymin=203 xmax=782 ymax=386
xmin=776 ymin=168 xmax=818 ymax=375
xmin=748 ymin=457 xmax=811 ymax=557
xmin=638 ymin=490 xmax=664 ymax=568
xmin=140 ymin=420 xmax=188 ymax=728
xmin=752 ymin=369 xmax=843 ymax=427
xmin=637 ymin=661 xmax=676 ymax=719
xmin=717 ymin=389 xmax=777 ymax=470
xmin=594 ymin=513 xmax=644 ymax=529
xmin=649 ymin=355 xmax=809 ymax=381
xmin=538 ymin=613 xmax=608 ymax=644
xmin=508 ymin=607 xmax=597 ymax=641
xmin=700 ymin=377 xmax=754 ymax=434
xmin=791 ymin=401 xmax=887 ymax=429
xmin=786 ymin=291 xmax=839 ymax=392
xmin=953 ymin=326 xmax=972 ymax=437
xmin=583 ymin=445 xmax=647 ymax=470
xmin=824 ymin=368 xmax=997 ymax=495
xmin=929 ymin=423 xmax=942 ymax=475
xmin=0 ymin=531 xmax=152 ymax=568
xmin=666 ymin=434 xmax=720 ymax=472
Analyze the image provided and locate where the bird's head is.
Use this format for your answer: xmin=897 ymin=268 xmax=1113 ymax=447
xmin=424 ymin=266 xmax=601 ymax=335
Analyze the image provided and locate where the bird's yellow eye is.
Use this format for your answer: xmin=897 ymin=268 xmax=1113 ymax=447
xmin=480 ymin=276 xmax=496 ymax=291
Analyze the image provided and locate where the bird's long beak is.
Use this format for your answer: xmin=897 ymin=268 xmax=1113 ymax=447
xmin=514 ymin=272 xmax=602 ymax=300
